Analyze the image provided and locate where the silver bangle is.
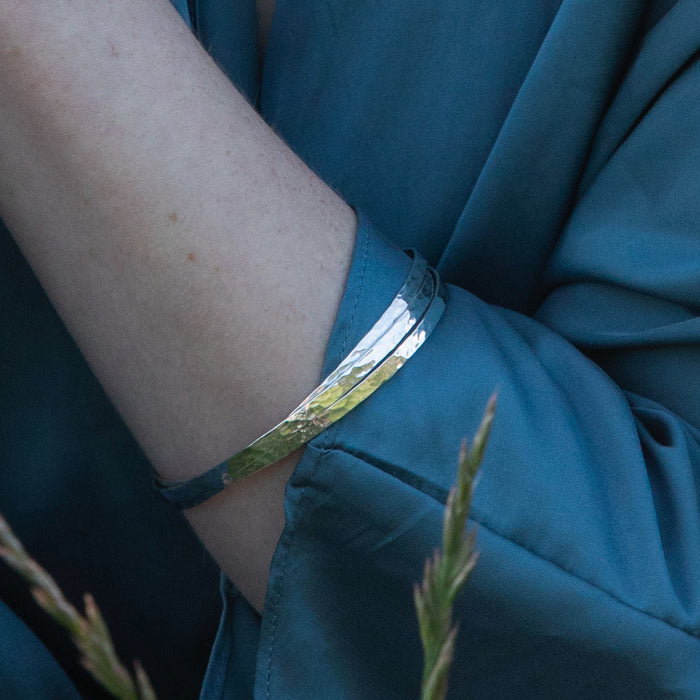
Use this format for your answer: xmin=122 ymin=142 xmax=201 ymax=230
xmin=153 ymin=250 xmax=446 ymax=509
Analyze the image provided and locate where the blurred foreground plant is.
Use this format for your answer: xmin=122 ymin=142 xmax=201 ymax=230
xmin=0 ymin=513 xmax=156 ymax=700
xmin=0 ymin=395 xmax=495 ymax=700
xmin=414 ymin=395 xmax=496 ymax=700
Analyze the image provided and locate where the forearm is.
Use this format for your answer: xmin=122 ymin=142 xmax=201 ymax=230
xmin=0 ymin=1 xmax=355 ymax=607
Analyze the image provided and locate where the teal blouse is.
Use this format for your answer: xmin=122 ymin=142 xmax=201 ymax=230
xmin=2 ymin=0 xmax=699 ymax=697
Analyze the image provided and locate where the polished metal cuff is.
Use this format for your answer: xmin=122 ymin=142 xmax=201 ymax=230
xmin=153 ymin=250 xmax=446 ymax=509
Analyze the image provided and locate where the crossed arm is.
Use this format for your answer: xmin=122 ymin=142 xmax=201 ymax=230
xmin=0 ymin=0 xmax=356 ymax=612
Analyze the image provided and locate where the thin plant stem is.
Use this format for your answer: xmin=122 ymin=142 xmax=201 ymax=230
xmin=414 ymin=394 xmax=496 ymax=700
xmin=0 ymin=513 xmax=156 ymax=700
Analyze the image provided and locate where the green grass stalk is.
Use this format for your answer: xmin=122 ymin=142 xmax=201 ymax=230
xmin=0 ymin=513 xmax=156 ymax=700
xmin=414 ymin=395 xmax=496 ymax=700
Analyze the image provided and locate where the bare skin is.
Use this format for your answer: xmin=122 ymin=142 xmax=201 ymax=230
xmin=0 ymin=0 xmax=355 ymax=612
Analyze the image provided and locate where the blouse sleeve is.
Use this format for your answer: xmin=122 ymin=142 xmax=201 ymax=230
xmin=203 ymin=12 xmax=700 ymax=700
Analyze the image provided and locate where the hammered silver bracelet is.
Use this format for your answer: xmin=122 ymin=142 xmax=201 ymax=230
xmin=153 ymin=250 xmax=446 ymax=509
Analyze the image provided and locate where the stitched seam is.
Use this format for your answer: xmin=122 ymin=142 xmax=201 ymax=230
xmin=263 ymin=448 xmax=325 ymax=697
xmin=323 ymin=443 xmax=447 ymax=503
xmin=204 ymin=574 xmax=236 ymax=700
xmin=471 ymin=513 xmax=700 ymax=641
xmin=219 ymin=599 xmax=235 ymax=700
xmin=339 ymin=224 xmax=369 ymax=359
xmin=318 ymin=445 xmax=700 ymax=641
xmin=264 ymin=224 xmax=372 ymax=693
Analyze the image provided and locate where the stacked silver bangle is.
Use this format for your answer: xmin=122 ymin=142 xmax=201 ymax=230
xmin=153 ymin=250 xmax=446 ymax=509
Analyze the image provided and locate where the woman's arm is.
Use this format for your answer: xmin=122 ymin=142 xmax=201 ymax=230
xmin=0 ymin=0 xmax=355 ymax=611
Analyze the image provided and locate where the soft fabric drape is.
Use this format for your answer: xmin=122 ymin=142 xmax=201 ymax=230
xmin=0 ymin=1 xmax=698 ymax=697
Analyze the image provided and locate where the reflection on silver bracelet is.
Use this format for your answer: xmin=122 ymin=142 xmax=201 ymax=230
xmin=153 ymin=250 xmax=446 ymax=509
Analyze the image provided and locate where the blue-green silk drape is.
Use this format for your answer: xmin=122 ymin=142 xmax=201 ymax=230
xmin=0 ymin=1 xmax=698 ymax=697
xmin=195 ymin=1 xmax=700 ymax=697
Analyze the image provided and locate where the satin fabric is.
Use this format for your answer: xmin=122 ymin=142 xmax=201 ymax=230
xmin=0 ymin=1 xmax=698 ymax=697
xmin=191 ymin=0 xmax=700 ymax=697
xmin=0 ymin=601 xmax=80 ymax=699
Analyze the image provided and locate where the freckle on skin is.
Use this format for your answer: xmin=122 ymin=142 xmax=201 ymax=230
xmin=214 ymin=266 xmax=221 ymax=273
xmin=169 ymin=212 xmax=179 ymax=223
xmin=187 ymin=253 xmax=196 ymax=262
xmin=108 ymin=40 xmax=120 ymax=58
